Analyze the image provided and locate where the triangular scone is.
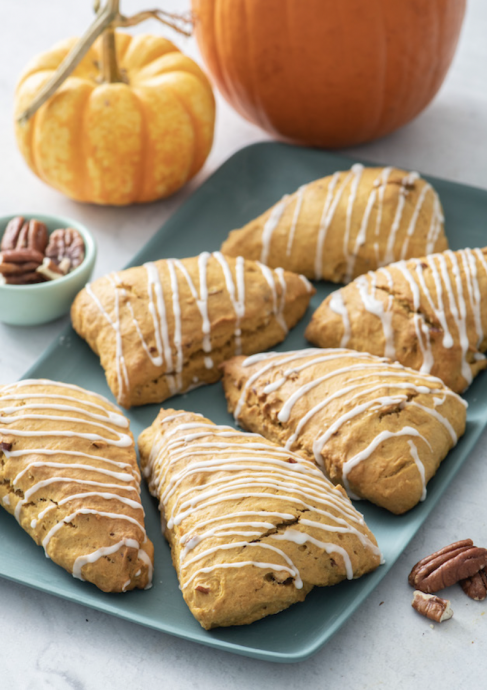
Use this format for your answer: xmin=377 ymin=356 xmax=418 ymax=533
xmin=71 ymin=252 xmax=315 ymax=408
xmin=222 ymin=349 xmax=466 ymax=515
xmin=221 ymin=165 xmax=447 ymax=283
xmin=306 ymin=247 xmax=487 ymax=393
xmin=138 ymin=409 xmax=381 ymax=629
xmin=0 ymin=379 xmax=154 ymax=592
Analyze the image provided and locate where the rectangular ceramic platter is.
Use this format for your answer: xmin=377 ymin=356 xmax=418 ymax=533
xmin=2 ymin=143 xmax=487 ymax=663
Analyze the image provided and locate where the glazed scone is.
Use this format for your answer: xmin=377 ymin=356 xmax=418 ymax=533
xmin=138 ymin=409 xmax=381 ymax=629
xmin=305 ymin=247 xmax=487 ymax=393
xmin=222 ymin=349 xmax=467 ymax=514
xmin=221 ymin=165 xmax=447 ymax=283
xmin=71 ymin=252 xmax=315 ymax=408
xmin=0 ymin=379 xmax=154 ymax=592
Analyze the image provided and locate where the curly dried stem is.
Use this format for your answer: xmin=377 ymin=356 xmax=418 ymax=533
xmin=16 ymin=0 xmax=193 ymax=124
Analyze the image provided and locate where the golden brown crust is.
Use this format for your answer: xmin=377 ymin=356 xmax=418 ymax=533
xmin=71 ymin=253 xmax=315 ymax=408
xmin=305 ymin=247 xmax=487 ymax=393
xmin=221 ymin=349 xmax=466 ymax=515
xmin=221 ymin=166 xmax=447 ymax=283
xmin=138 ymin=409 xmax=381 ymax=629
xmin=0 ymin=379 xmax=153 ymax=592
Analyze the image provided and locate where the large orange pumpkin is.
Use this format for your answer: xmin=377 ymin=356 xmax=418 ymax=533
xmin=192 ymin=0 xmax=466 ymax=148
xmin=15 ymin=32 xmax=215 ymax=205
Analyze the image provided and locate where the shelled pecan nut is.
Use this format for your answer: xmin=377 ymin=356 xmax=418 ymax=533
xmin=412 ymin=591 xmax=453 ymax=623
xmin=46 ymin=228 xmax=85 ymax=271
xmin=0 ymin=260 xmax=43 ymax=276
xmin=0 ymin=271 xmax=44 ymax=285
xmin=1 ymin=216 xmax=48 ymax=254
xmin=0 ymin=248 xmax=45 ymax=266
xmin=408 ymin=540 xmax=487 ymax=593
xmin=460 ymin=568 xmax=487 ymax=601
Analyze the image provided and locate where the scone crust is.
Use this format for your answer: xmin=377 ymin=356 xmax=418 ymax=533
xmin=221 ymin=166 xmax=447 ymax=283
xmin=222 ymin=349 xmax=467 ymax=515
xmin=72 ymin=253 xmax=314 ymax=408
xmin=305 ymin=247 xmax=487 ymax=393
xmin=138 ymin=409 xmax=381 ymax=629
xmin=0 ymin=379 xmax=154 ymax=592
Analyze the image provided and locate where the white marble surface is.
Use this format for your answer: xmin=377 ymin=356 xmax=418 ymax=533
xmin=1 ymin=1 xmax=487 ymax=688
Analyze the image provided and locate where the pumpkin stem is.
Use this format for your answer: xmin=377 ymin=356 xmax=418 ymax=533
xmin=16 ymin=2 xmax=115 ymax=124
xmin=16 ymin=0 xmax=193 ymax=123
xmin=101 ymin=26 xmax=126 ymax=83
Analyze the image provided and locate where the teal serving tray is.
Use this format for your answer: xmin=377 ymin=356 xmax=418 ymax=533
xmin=2 ymin=143 xmax=487 ymax=663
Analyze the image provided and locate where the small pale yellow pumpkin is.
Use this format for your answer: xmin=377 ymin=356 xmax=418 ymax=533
xmin=14 ymin=32 xmax=215 ymax=205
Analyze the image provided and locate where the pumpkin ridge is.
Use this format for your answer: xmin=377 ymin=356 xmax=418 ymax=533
xmin=79 ymin=86 xmax=97 ymax=203
xmin=130 ymin=88 xmax=149 ymax=204
xmin=155 ymin=72 xmax=214 ymax=179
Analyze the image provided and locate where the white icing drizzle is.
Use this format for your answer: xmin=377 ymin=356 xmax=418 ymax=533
xmin=144 ymin=417 xmax=381 ymax=592
xmin=86 ymin=254 xmax=295 ymax=402
xmin=286 ymin=185 xmax=307 ymax=258
xmin=425 ymin=195 xmax=445 ymax=255
xmin=345 ymin=185 xmax=377 ymax=283
xmin=329 ymin=290 xmax=351 ymax=348
xmin=260 ymin=195 xmax=289 ymax=264
xmin=314 ymin=172 xmax=342 ymax=280
xmin=86 ymin=280 xmax=129 ymax=396
xmin=373 ymin=167 xmax=393 ymax=262
xmin=355 ymin=273 xmax=395 ymax=360
xmin=0 ymin=381 xmax=151 ymax=588
xmin=213 ymin=252 xmax=246 ymax=355
xmin=256 ymin=262 xmax=288 ymax=333
xmin=233 ymin=350 xmax=462 ymax=501
xmin=341 ymin=165 xmax=364 ymax=282
xmin=400 ymin=183 xmax=432 ymax=260
xmin=382 ymin=189 xmax=406 ymax=266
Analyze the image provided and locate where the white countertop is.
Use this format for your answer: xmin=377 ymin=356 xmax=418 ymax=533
xmin=1 ymin=1 xmax=487 ymax=688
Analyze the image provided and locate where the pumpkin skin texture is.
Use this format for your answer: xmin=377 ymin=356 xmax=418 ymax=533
xmin=14 ymin=33 xmax=216 ymax=205
xmin=192 ymin=0 xmax=466 ymax=148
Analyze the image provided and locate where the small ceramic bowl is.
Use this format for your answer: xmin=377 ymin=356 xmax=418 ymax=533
xmin=0 ymin=213 xmax=96 ymax=326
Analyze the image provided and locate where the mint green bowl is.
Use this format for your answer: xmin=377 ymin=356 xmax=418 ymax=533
xmin=0 ymin=214 xmax=96 ymax=326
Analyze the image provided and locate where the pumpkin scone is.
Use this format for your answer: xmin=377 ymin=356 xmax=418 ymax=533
xmin=221 ymin=165 xmax=447 ymax=283
xmin=138 ymin=409 xmax=381 ymax=629
xmin=305 ymin=247 xmax=487 ymax=393
xmin=0 ymin=379 xmax=154 ymax=592
xmin=72 ymin=252 xmax=314 ymax=408
xmin=222 ymin=349 xmax=467 ymax=514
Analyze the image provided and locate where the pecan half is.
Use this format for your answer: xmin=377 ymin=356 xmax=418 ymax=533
xmin=460 ymin=568 xmax=487 ymax=601
xmin=409 ymin=540 xmax=487 ymax=593
xmin=412 ymin=591 xmax=453 ymax=623
xmin=1 ymin=217 xmax=48 ymax=254
xmin=0 ymin=248 xmax=45 ymax=284
xmin=46 ymin=228 xmax=85 ymax=272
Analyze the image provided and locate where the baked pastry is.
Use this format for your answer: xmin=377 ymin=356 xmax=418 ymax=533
xmin=71 ymin=252 xmax=315 ymax=408
xmin=306 ymin=247 xmax=487 ymax=393
xmin=0 ymin=379 xmax=154 ymax=592
xmin=221 ymin=165 xmax=447 ymax=283
xmin=222 ymin=349 xmax=466 ymax=514
xmin=138 ymin=409 xmax=381 ymax=629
